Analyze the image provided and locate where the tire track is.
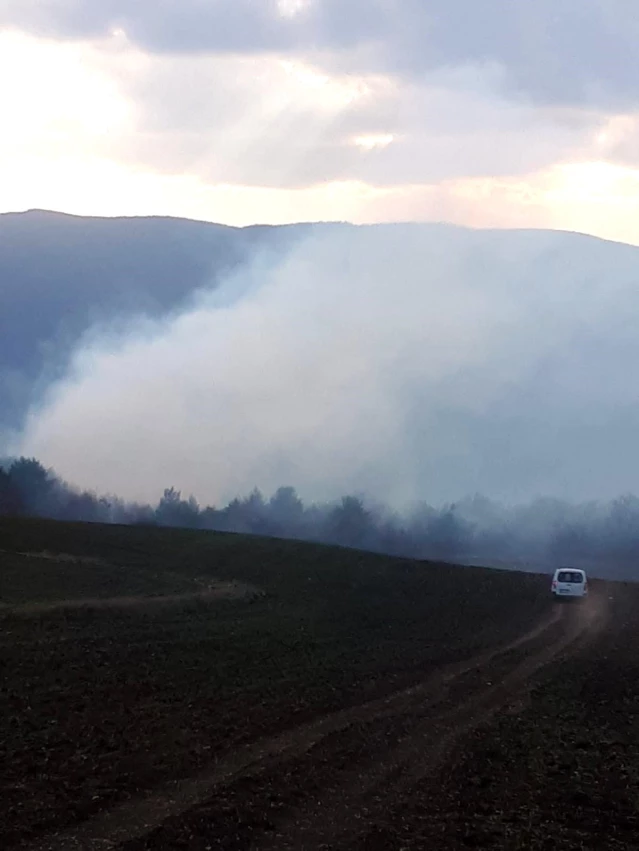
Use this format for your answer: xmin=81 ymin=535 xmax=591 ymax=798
xmin=0 ymin=583 xmax=259 ymax=618
xmin=23 ymin=604 xmax=571 ymax=851
xmin=254 ymin=595 xmax=609 ymax=850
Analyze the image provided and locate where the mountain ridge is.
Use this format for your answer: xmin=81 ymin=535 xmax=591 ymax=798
xmin=5 ymin=209 xmax=639 ymax=511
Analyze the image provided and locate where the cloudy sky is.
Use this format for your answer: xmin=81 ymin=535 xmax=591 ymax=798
xmin=2 ymin=1 xmax=639 ymax=241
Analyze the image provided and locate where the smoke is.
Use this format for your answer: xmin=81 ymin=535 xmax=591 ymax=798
xmin=4 ymin=456 xmax=639 ymax=580
xmin=13 ymin=222 xmax=639 ymax=508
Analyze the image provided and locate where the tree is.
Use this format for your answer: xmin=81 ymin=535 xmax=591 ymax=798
xmin=60 ymin=490 xmax=102 ymax=523
xmin=219 ymin=490 xmax=270 ymax=534
xmin=240 ymin=488 xmax=274 ymax=534
xmin=199 ymin=505 xmax=222 ymax=530
xmin=326 ymin=495 xmax=374 ymax=549
xmin=155 ymin=487 xmax=200 ymax=528
xmin=603 ymin=494 xmax=639 ymax=562
xmin=0 ymin=466 xmax=20 ymax=515
xmin=268 ymin=486 xmax=304 ymax=535
xmin=423 ymin=505 xmax=474 ymax=561
xmin=8 ymin=457 xmax=54 ymax=516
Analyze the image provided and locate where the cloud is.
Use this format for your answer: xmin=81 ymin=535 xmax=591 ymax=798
xmin=103 ymin=46 xmax=395 ymax=189
xmin=588 ymin=114 xmax=639 ymax=169
xmin=1 ymin=26 xmax=602 ymax=197
xmin=85 ymin=37 xmax=604 ymax=190
xmin=3 ymin=1 xmax=639 ymax=108
xmin=0 ymin=0 xmax=305 ymax=50
xmin=0 ymin=24 xmax=636 ymax=244
xmin=0 ymin=30 xmax=130 ymax=162
xmin=361 ymin=162 xmax=639 ymax=244
xmin=15 ymin=223 xmax=639 ymax=509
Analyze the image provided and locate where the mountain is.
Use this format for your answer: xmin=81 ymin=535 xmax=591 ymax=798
xmin=6 ymin=211 xmax=639 ymax=507
xmin=0 ymin=209 xmax=317 ymax=430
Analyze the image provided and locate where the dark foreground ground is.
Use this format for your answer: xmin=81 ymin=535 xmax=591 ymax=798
xmin=1 ymin=518 xmax=638 ymax=849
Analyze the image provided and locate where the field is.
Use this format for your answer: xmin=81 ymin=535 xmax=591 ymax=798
xmin=1 ymin=516 xmax=638 ymax=849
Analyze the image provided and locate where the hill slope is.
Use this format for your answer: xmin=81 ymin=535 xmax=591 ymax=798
xmin=7 ymin=212 xmax=639 ymax=507
xmin=1 ymin=516 xmax=547 ymax=846
xmin=2 ymin=517 xmax=639 ymax=849
xmin=4 ymin=211 xmax=639 ymax=436
xmin=0 ymin=209 xmax=313 ymax=429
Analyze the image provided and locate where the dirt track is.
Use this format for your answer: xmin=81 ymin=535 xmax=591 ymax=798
xmin=24 ymin=590 xmax=626 ymax=851
xmin=0 ymin=581 xmax=259 ymax=616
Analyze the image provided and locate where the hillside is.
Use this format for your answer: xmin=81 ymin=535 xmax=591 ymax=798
xmin=2 ymin=517 xmax=639 ymax=849
xmin=0 ymin=210 xmax=315 ymax=429
xmin=7 ymin=213 xmax=639 ymax=508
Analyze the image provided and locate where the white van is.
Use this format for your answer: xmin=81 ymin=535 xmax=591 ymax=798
xmin=551 ymin=568 xmax=588 ymax=599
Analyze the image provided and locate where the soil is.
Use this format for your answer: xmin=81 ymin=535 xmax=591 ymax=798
xmin=8 ymin=591 xmax=639 ymax=850
xmin=2 ymin=518 xmax=638 ymax=850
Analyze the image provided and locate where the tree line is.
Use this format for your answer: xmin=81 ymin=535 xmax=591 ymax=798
xmin=2 ymin=457 xmax=639 ymax=577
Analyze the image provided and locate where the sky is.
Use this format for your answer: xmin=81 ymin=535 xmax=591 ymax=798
xmin=2 ymin=0 xmax=639 ymax=243
xmin=5 ymin=1 xmax=639 ymax=509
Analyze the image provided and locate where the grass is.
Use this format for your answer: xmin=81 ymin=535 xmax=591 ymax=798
xmin=0 ymin=516 xmax=552 ymax=847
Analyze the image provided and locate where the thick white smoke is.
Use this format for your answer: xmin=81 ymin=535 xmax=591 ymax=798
xmin=15 ymin=223 xmax=639 ymax=508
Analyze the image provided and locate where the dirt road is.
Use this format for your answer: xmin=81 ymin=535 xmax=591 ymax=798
xmin=26 ymin=589 xmax=628 ymax=851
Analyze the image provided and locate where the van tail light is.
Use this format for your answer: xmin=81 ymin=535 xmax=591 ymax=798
xmin=552 ymin=581 xmax=557 ymax=589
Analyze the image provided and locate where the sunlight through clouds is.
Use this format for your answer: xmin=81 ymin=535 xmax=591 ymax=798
xmin=0 ymin=4 xmax=638 ymax=245
xmin=0 ymin=30 xmax=131 ymax=158
xmin=277 ymin=0 xmax=313 ymax=19
xmin=352 ymin=133 xmax=396 ymax=150
xmin=277 ymin=57 xmax=377 ymax=110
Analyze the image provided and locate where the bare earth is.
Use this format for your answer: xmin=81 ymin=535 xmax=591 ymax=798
xmin=16 ymin=587 xmax=639 ymax=851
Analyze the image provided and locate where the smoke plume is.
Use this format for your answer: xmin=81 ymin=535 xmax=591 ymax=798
xmin=13 ymin=222 xmax=639 ymax=509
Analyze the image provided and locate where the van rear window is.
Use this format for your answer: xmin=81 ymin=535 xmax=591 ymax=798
xmin=557 ymin=571 xmax=584 ymax=584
